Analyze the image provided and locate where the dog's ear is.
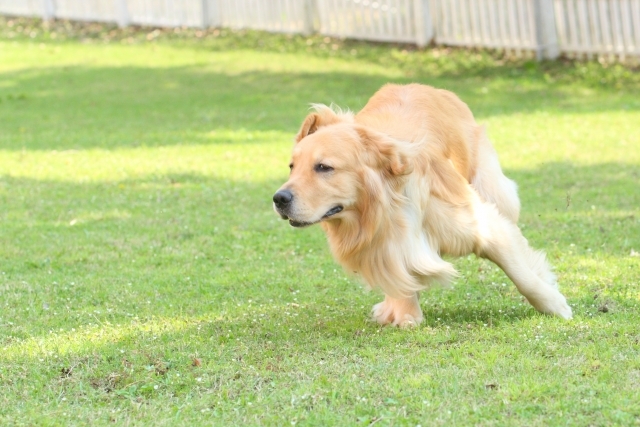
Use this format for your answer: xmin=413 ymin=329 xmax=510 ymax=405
xmin=356 ymin=126 xmax=411 ymax=176
xmin=295 ymin=113 xmax=321 ymax=142
xmin=295 ymin=105 xmax=342 ymax=142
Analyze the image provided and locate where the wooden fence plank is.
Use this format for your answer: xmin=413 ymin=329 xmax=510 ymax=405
xmin=1 ymin=0 xmax=639 ymax=59
xmin=632 ymin=0 xmax=640 ymax=54
xmin=620 ymin=0 xmax=634 ymax=54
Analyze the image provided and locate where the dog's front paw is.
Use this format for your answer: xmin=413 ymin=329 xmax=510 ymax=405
xmin=371 ymin=295 xmax=423 ymax=327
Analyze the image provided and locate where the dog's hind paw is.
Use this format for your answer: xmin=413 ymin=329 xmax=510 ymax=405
xmin=548 ymin=299 xmax=573 ymax=320
xmin=529 ymin=291 xmax=573 ymax=320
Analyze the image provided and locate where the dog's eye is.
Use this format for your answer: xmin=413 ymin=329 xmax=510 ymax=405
xmin=314 ymin=163 xmax=334 ymax=173
xmin=289 ymin=163 xmax=293 ymax=170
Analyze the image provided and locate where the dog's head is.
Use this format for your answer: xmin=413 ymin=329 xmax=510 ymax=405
xmin=273 ymin=106 xmax=411 ymax=228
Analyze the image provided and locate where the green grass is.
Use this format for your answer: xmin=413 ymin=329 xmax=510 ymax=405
xmin=1 ymin=17 xmax=639 ymax=426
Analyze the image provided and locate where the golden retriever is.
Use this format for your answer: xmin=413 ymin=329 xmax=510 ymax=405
xmin=273 ymin=83 xmax=572 ymax=326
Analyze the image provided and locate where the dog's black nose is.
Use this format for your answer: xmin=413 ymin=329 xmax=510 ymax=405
xmin=273 ymin=190 xmax=293 ymax=206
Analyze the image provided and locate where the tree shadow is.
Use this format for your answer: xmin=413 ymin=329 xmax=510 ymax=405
xmin=1 ymin=62 xmax=639 ymax=150
xmin=3 ymin=15 xmax=639 ymax=91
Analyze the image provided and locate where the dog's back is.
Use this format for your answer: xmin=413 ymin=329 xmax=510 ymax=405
xmin=355 ymin=83 xmax=479 ymax=183
xmin=356 ymin=83 xmax=520 ymax=223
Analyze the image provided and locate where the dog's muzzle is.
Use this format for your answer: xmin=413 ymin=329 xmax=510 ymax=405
xmin=273 ymin=190 xmax=343 ymax=227
xmin=273 ymin=189 xmax=294 ymax=219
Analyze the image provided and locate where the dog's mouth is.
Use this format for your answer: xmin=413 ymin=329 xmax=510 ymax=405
xmin=285 ymin=205 xmax=343 ymax=228
xmin=323 ymin=205 xmax=344 ymax=218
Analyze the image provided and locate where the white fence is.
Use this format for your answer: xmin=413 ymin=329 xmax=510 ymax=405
xmin=216 ymin=0 xmax=310 ymax=33
xmin=432 ymin=0 xmax=540 ymax=50
xmin=317 ymin=0 xmax=420 ymax=44
xmin=554 ymin=0 xmax=640 ymax=59
xmin=1 ymin=0 xmax=639 ymax=60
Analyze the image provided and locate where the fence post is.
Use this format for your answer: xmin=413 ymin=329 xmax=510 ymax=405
xmin=303 ymin=0 xmax=318 ymax=35
xmin=116 ymin=0 xmax=130 ymax=27
xmin=42 ymin=0 xmax=55 ymax=21
xmin=202 ymin=0 xmax=221 ymax=28
xmin=534 ymin=0 xmax=559 ymax=60
xmin=413 ymin=0 xmax=434 ymax=47
xmin=202 ymin=0 xmax=209 ymax=28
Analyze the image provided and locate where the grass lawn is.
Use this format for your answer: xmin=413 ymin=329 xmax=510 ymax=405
xmin=1 ymin=17 xmax=639 ymax=426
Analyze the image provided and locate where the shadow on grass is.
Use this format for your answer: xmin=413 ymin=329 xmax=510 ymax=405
xmin=3 ymin=15 xmax=640 ymax=91
xmin=1 ymin=63 xmax=639 ymax=150
xmin=0 ymin=300 xmax=537 ymax=407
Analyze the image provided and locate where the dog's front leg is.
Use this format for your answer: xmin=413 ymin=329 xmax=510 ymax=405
xmin=372 ymin=293 xmax=423 ymax=327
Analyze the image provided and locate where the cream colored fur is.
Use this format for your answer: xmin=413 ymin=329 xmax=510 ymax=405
xmin=274 ymin=83 xmax=572 ymax=327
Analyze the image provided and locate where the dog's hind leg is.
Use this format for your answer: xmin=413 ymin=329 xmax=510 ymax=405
xmin=476 ymin=203 xmax=572 ymax=319
xmin=372 ymin=293 xmax=423 ymax=327
xmin=471 ymin=127 xmax=521 ymax=223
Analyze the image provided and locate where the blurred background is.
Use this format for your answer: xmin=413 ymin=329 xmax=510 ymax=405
xmin=1 ymin=0 xmax=639 ymax=61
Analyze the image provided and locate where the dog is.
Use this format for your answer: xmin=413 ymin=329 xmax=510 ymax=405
xmin=273 ymin=83 xmax=572 ymax=327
